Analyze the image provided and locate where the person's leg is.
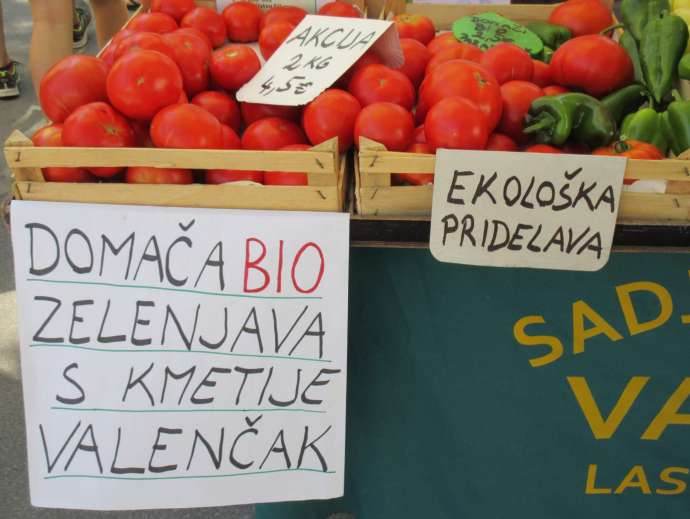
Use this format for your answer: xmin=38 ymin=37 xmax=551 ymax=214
xmin=0 ymin=0 xmax=20 ymax=97
xmin=0 ymin=1 xmax=10 ymax=67
xmin=90 ymin=0 xmax=128 ymax=48
xmin=29 ymin=0 xmax=72 ymax=94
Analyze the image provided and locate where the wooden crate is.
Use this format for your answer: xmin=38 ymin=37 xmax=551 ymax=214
xmin=355 ymin=2 xmax=690 ymax=222
xmin=6 ymin=0 xmax=363 ymax=213
xmin=5 ymin=131 xmax=348 ymax=212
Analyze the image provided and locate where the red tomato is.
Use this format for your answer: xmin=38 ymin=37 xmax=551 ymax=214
xmin=128 ymin=12 xmax=178 ymax=33
xmin=264 ymin=144 xmax=310 ymax=186
xmin=223 ymin=1 xmax=262 ymax=43
xmin=543 ymin=85 xmax=569 ymax=96
xmin=260 ymin=6 xmax=307 ymax=31
xmin=106 ymin=50 xmax=183 ymax=121
xmin=206 ymin=169 xmax=264 ymax=184
xmin=413 ymin=124 xmax=426 ymax=143
xmin=150 ymin=103 xmax=223 ymax=149
xmin=425 ymin=43 xmax=483 ymax=75
xmin=550 ymin=35 xmax=632 ymax=96
xmin=480 ymin=43 xmax=533 ymax=84
xmin=337 ymin=50 xmax=383 ymax=89
xmin=348 ymin=64 xmax=415 ymax=110
xmin=425 ymin=96 xmax=489 ymax=151
xmin=302 ymin=88 xmax=361 ymax=152
xmin=130 ymin=120 xmax=153 ymax=147
xmin=318 ymin=1 xmax=361 ymax=18
xmin=241 ymin=102 xmax=302 ymax=125
xmin=113 ymin=32 xmax=174 ymax=61
xmin=393 ymin=142 xmax=434 ymax=186
xmin=531 ymin=60 xmax=551 ymax=88
xmin=397 ymin=38 xmax=431 ymax=88
xmin=220 ymin=123 xmax=242 ymax=149
xmin=62 ymin=102 xmax=135 ymax=177
xmin=174 ymin=27 xmax=213 ymax=51
xmin=417 ymin=59 xmax=502 ymax=130
xmin=109 ymin=29 xmax=136 ymax=47
xmin=210 ymin=44 xmax=261 ymax=91
xmin=427 ymin=32 xmax=462 ymax=55
xmin=525 ymin=144 xmax=562 ymax=154
xmin=151 ymin=0 xmax=195 ymax=23
xmin=191 ymin=91 xmax=241 ymax=132
xmin=259 ymin=21 xmax=295 ymax=60
xmin=241 ymin=117 xmax=307 ymax=150
xmin=39 ymin=55 xmax=109 ymax=123
xmin=498 ymin=81 xmax=544 ymax=144
xmin=126 ymin=166 xmax=193 ymax=184
xmin=177 ymin=90 xmax=188 ymax=104
xmin=353 ymin=102 xmax=415 ymax=151
xmin=562 ymin=142 xmax=590 ymax=154
xmin=32 ymin=124 xmax=92 ymax=182
xmin=393 ymin=14 xmax=435 ymax=45
xmin=162 ymin=29 xmax=212 ymax=96
xmin=181 ymin=7 xmax=226 ymax=48
xmin=485 ymin=133 xmax=518 ymax=152
xmin=593 ymin=139 xmax=664 ymax=160
xmin=100 ymin=41 xmax=119 ymax=69
xmin=549 ymin=0 xmax=613 ymax=37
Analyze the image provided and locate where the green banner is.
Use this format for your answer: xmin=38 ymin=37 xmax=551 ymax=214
xmin=258 ymin=249 xmax=690 ymax=518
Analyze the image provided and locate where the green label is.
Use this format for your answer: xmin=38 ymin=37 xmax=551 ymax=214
xmin=452 ymin=12 xmax=544 ymax=56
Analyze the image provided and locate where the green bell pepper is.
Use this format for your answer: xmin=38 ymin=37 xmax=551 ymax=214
xmin=678 ymin=54 xmax=690 ymax=80
xmin=601 ymin=84 xmax=647 ymax=124
xmin=662 ymin=100 xmax=690 ymax=155
xmin=620 ymin=0 xmax=670 ymax=42
xmin=640 ymin=12 xmax=689 ymax=105
xmin=620 ymin=108 xmax=669 ymax=154
xmin=526 ymin=21 xmax=571 ymax=49
xmin=523 ymin=93 xmax=616 ymax=148
xmin=620 ymin=31 xmax=645 ymax=86
xmin=540 ymin=46 xmax=554 ymax=64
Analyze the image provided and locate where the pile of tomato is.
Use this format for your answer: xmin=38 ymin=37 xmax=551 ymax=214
xmin=32 ymin=0 xmax=632 ymax=187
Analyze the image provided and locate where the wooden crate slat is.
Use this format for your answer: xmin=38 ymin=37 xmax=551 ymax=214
xmin=405 ymin=3 xmax=553 ymax=29
xmin=359 ymin=149 xmax=690 ymax=183
xmin=14 ymin=180 xmax=342 ymax=212
xmin=620 ymin=193 xmax=690 ymax=220
xmin=5 ymin=144 xmax=336 ymax=174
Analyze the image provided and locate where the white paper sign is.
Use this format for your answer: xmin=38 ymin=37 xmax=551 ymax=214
xmin=11 ymin=201 xmax=349 ymax=510
xmin=429 ymin=150 xmax=627 ymax=271
xmin=237 ymin=15 xmax=402 ymax=106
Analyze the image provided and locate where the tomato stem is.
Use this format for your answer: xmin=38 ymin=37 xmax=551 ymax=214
xmin=599 ymin=23 xmax=624 ymax=35
xmin=614 ymin=140 xmax=631 ymax=154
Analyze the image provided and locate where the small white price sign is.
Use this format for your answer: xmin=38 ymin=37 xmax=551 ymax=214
xmin=429 ymin=150 xmax=627 ymax=272
xmin=237 ymin=14 xmax=402 ymax=106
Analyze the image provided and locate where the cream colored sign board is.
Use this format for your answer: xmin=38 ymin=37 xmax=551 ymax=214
xmin=430 ymin=150 xmax=626 ymax=271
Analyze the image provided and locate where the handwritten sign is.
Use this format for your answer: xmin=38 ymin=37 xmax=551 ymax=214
xmin=11 ymin=201 xmax=349 ymax=510
xmin=237 ymin=15 xmax=402 ymax=106
xmin=429 ymin=150 xmax=627 ymax=271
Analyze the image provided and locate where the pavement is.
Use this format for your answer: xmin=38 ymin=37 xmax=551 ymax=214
xmin=0 ymin=1 xmax=253 ymax=517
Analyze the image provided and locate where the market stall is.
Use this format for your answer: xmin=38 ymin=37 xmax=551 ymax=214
xmin=5 ymin=0 xmax=689 ymax=516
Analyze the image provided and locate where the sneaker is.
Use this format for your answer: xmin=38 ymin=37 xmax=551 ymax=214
xmin=0 ymin=61 xmax=20 ymax=99
xmin=73 ymin=7 xmax=92 ymax=50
